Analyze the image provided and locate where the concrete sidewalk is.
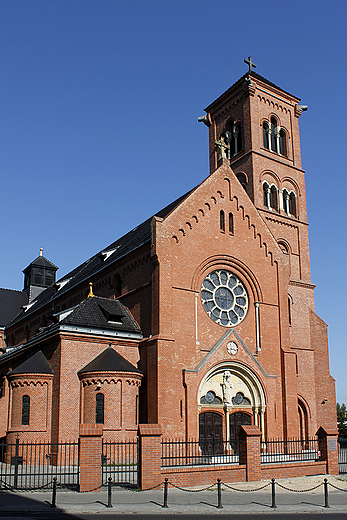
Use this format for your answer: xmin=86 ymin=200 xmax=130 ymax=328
xmin=1 ymin=475 xmax=347 ymax=515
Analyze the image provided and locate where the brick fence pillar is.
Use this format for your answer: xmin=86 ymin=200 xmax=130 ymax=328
xmin=138 ymin=424 xmax=162 ymax=490
xmin=316 ymin=426 xmax=339 ymax=475
xmin=79 ymin=424 xmax=103 ymax=492
xmin=238 ymin=425 xmax=262 ymax=482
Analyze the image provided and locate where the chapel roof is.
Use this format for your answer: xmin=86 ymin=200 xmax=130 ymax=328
xmin=78 ymin=346 xmax=142 ymax=375
xmin=7 ymin=191 xmax=192 ymax=327
xmin=58 ymin=295 xmax=142 ymax=334
xmin=9 ymin=350 xmax=53 ymax=375
xmin=0 ymin=288 xmax=28 ymax=327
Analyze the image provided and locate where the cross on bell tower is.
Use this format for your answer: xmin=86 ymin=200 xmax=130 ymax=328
xmin=244 ymin=56 xmax=256 ymax=73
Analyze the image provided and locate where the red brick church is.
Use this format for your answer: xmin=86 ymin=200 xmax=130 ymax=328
xmin=0 ymin=61 xmax=336 ymax=449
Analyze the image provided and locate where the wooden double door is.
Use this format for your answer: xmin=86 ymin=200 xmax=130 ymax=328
xmin=199 ymin=411 xmax=251 ymax=449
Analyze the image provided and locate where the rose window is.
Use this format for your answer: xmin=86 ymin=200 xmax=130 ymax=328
xmin=201 ymin=270 xmax=248 ymax=327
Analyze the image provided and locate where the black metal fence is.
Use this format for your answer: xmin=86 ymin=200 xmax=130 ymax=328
xmin=161 ymin=439 xmax=242 ymax=467
xmin=339 ymin=438 xmax=347 ymax=473
xmin=261 ymin=437 xmax=321 ymax=464
xmin=0 ymin=438 xmax=79 ymax=490
xmin=102 ymin=439 xmax=138 ymax=487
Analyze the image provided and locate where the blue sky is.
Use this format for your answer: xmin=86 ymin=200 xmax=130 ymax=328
xmin=1 ymin=0 xmax=346 ymax=404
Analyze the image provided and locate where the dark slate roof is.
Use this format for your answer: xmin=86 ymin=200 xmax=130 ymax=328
xmin=59 ymin=296 xmax=142 ymax=334
xmin=0 ymin=288 xmax=28 ymax=327
xmin=23 ymin=255 xmax=58 ymax=274
xmin=205 ymin=71 xmax=299 ymax=112
xmin=9 ymin=350 xmax=53 ymax=375
xmin=8 ymin=190 xmax=192 ymax=327
xmin=78 ymin=346 xmax=142 ymax=375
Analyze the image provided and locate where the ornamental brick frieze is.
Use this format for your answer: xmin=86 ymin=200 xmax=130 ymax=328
xmin=265 ymin=216 xmax=299 ymax=229
xmin=10 ymin=379 xmax=49 ymax=388
xmin=257 ymin=95 xmax=289 ymax=114
xmin=82 ymin=377 xmax=141 ymax=387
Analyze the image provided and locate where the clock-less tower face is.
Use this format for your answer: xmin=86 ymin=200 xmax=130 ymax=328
xmin=201 ymin=270 xmax=248 ymax=327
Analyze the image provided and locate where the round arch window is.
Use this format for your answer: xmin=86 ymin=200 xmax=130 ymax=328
xmin=201 ymin=270 xmax=248 ymax=327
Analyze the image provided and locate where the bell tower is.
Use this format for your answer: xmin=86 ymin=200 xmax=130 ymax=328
xmin=200 ymin=58 xmax=311 ymax=285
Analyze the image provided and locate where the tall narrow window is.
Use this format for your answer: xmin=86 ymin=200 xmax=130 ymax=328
xmin=95 ymin=393 xmax=104 ymax=424
xmin=270 ymin=117 xmax=277 ymax=152
xmin=21 ymin=395 xmax=30 ymax=425
xmin=289 ymin=192 xmax=296 ymax=217
xmin=228 ymin=212 xmax=234 ymax=235
xmin=288 ymin=297 xmax=292 ymax=326
xmin=270 ymin=185 xmax=278 ymax=211
xmin=220 ymin=210 xmax=225 ymax=232
xmin=263 ymin=182 xmax=269 ymax=207
xmin=279 ymin=129 xmax=287 ymax=156
xmin=263 ymin=122 xmax=269 ymax=149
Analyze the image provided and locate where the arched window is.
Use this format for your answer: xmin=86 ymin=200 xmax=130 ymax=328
xmin=263 ymin=122 xmax=270 ymax=149
xmin=263 ymin=182 xmax=269 ymax=207
xmin=263 ymin=183 xmax=278 ymax=210
xmin=231 ymin=123 xmax=242 ymax=156
xmin=236 ymin=172 xmax=247 ymax=190
xmin=95 ymin=393 xmax=104 ymax=424
xmin=220 ymin=210 xmax=225 ymax=232
xmin=279 ymin=129 xmax=287 ymax=156
xmin=270 ymin=185 xmax=278 ymax=211
xmin=21 ymin=395 xmax=30 ymax=425
xmin=263 ymin=118 xmax=287 ymax=157
xmin=228 ymin=212 xmax=234 ymax=235
xmin=289 ymin=192 xmax=296 ymax=217
xmin=270 ymin=117 xmax=277 ymax=152
xmin=283 ymin=190 xmax=296 ymax=217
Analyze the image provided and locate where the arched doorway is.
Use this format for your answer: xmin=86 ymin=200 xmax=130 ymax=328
xmin=199 ymin=412 xmax=223 ymax=453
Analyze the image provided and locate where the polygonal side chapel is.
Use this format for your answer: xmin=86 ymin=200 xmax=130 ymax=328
xmin=0 ymin=63 xmax=336 ymax=448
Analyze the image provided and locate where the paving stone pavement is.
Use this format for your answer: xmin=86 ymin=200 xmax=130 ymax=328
xmin=1 ymin=474 xmax=347 ymax=515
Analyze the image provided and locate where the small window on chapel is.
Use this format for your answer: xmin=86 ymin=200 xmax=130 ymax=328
xmin=96 ymin=393 xmax=104 ymax=424
xmin=21 ymin=395 xmax=30 ymax=425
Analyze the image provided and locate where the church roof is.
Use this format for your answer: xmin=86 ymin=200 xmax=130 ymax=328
xmin=78 ymin=346 xmax=142 ymax=375
xmin=9 ymin=350 xmax=53 ymax=375
xmin=7 ymin=191 xmax=191 ymax=327
xmin=0 ymin=288 xmax=28 ymax=327
xmin=59 ymin=296 xmax=142 ymax=334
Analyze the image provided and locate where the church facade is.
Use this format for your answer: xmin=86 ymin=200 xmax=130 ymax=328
xmin=0 ymin=65 xmax=336 ymax=448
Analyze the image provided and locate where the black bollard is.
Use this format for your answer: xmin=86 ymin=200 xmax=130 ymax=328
xmin=217 ymin=478 xmax=223 ymax=509
xmin=324 ymin=478 xmax=329 ymax=508
xmin=163 ymin=478 xmax=169 ymax=508
xmin=107 ymin=477 xmax=113 ymax=508
xmin=51 ymin=477 xmax=57 ymax=508
xmin=271 ymin=478 xmax=276 ymax=509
